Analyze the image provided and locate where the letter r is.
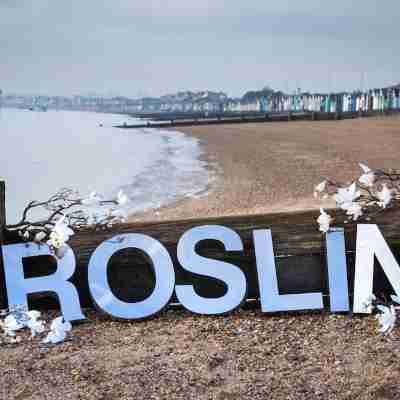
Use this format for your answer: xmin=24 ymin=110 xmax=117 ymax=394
xmin=1 ymin=243 xmax=85 ymax=321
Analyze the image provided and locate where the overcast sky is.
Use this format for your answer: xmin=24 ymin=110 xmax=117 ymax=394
xmin=1 ymin=0 xmax=399 ymax=97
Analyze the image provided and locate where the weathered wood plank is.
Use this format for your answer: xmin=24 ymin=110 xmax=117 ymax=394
xmin=2 ymin=205 xmax=400 ymax=310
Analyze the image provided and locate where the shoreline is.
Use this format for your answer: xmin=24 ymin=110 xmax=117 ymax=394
xmin=131 ymin=114 xmax=400 ymax=223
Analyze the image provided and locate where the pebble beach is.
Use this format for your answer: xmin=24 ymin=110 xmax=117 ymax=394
xmin=3 ymin=115 xmax=400 ymax=399
xmin=133 ymin=114 xmax=400 ymax=222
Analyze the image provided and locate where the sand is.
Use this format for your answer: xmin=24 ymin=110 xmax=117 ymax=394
xmin=133 ymin=114 xmax=400 ymax=222
xmin=3 ymin=116 xmax=400 ymax=399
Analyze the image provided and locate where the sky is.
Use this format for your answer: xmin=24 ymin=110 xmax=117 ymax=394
xmin=1 ymin=0 xmax=399 ymax=98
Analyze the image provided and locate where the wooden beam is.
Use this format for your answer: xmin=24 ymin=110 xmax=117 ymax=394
xmin=2 ymin=206 xmax=400 ymax=310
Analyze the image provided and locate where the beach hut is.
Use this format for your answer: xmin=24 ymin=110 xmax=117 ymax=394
xmin=395 ymin=87 xmax=400 ymax=109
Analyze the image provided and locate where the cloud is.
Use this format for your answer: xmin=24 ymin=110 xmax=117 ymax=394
xmin=0 ymin=0 xmax=25 ymax=7
xmin=1 ymin=0 xmax=399 ymax=96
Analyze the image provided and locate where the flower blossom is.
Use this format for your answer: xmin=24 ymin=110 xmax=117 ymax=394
xmin=317 ymin=208 xmax=332 ymax=233
xmin=0 ymin=308 xmax=45 ymax=338
xmin=1 ymin=315 xmax=24 ymax=336
xmin=47 ymin=216 xmax=74 ymax=250
xmin=376 ymin=305 xmax=396 ymax=334
xmin=362 ymin=294 xmax=376 ymax=311
xmin=334 ymin=183 xmax=361 ymax=211
xmin=42 ymin=317 xmax=72 ymax=344
xmin=377 ymin=184 xmax=392 ymax=208
xmin=117 ymin=190 xmax=129 ymax=206
xmin=313 ymin=180 xmax=327 ymax=198
xmin=25 ymin=311 xmax=46 ymax=337
xmin=346 ymin=202 xmax=363 ymax=221
xmin=81 ymin=191 xmax=102 ymax=206
xmin=358 ymin=163 xmax=375 ymax=187
xmin=34 ymin=231 xmax=47 ymax=244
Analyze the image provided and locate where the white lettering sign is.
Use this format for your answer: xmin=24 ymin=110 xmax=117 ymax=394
xmin=1 ymin=224 xmax=399 ymax=320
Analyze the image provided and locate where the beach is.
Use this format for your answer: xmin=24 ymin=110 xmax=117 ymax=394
xmin=133 ymin=114 xmax=400 ymax=222
xmin=3 ymin=116 xmax=400 ymax=399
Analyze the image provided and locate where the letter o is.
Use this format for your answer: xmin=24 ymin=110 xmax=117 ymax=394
xmin=88 ymin=234 xmax=175 ymax=319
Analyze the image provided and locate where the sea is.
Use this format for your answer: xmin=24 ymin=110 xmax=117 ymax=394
xmin=0 ymin=108 xmax=210 ymax=223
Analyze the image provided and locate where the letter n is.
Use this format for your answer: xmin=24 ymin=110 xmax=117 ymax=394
xmin=353 ymin=224 xmax=400 ymax=313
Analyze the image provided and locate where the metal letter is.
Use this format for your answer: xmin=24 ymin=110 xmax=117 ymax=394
xmin=353 ymin=224 xmax=400 ymax=313
xmin=1 ymin=243 xmax=84 ymax=321
xmin=325 ymin=229 xmax=350 ymax=312
xmin=88 ymin=234 xmax=175 ymax=319
xmin=175 ymin=225 xmax=246 ymax=314
xmin=253 ymin=229 xmax=323 ymax=312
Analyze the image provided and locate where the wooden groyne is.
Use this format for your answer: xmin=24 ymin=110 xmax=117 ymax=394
xmin=1 ymin=180 xmax=399 ymax=310
xmin=115 ymin=109 xmax=400 ymax=129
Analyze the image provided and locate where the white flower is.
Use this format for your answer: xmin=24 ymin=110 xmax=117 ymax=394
xmin=47 ymin=216 xmax=74 ymax=249
xmin=359 ymin=163 xmax=371 ymax=174
xmin=34 ymin=231 xmax=47 ymax=243
xmin=47 ymin=231 xmax=65 ymax=249
xmin=26 ymin=310 xmax=41 ymax=320
xmin=42 ymin=317 xmax=72 ymax=344
xmin=376 ymin=305 xmax=396 ymax=334
xmin=358 ymin=163 xmax=375 ymax=187
xmin=53 ymin=216 xmax=74 ymax=241
xmin=81 ymin=191 xmax=102 ymax=206
xmin=317 ymin=208 xmax=332 ymax=233
xmin=346 ymin=202 xmax=363 ymax=221
xmin=1 ymin=309 xmax=45 ymax=338
xmin=117 ymin=190 xmax=128 ymax=206
xmin=50 ymin=317 xmax=72 ymax=333
xmin=362 ymin=294 xmax=376 ymax=310
xmin=334 ymin=183 xmax=361 ymax=210
xmin=26 ymin=311 xmax=46 ymax=337
xmin=313 ymin=180 xmax=327 ymax=198
xmin=377 ymin=184 xmax=392 ymax=208
xmin=2 ymin=315 xmax=24 ymax=336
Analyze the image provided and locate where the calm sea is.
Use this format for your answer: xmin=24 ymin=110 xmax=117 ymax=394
xmin=0 ymin=108 xmax=209 ymax=223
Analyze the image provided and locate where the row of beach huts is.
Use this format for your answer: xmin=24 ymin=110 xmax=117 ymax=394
xmin=231 ymin=85 xmax=400 ymax=113
xmin=229 ymin=86 xmax=400 ymax=114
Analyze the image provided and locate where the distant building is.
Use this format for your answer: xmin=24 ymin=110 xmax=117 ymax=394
xmin=1 ymin=84 xmax=399 ymax=114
